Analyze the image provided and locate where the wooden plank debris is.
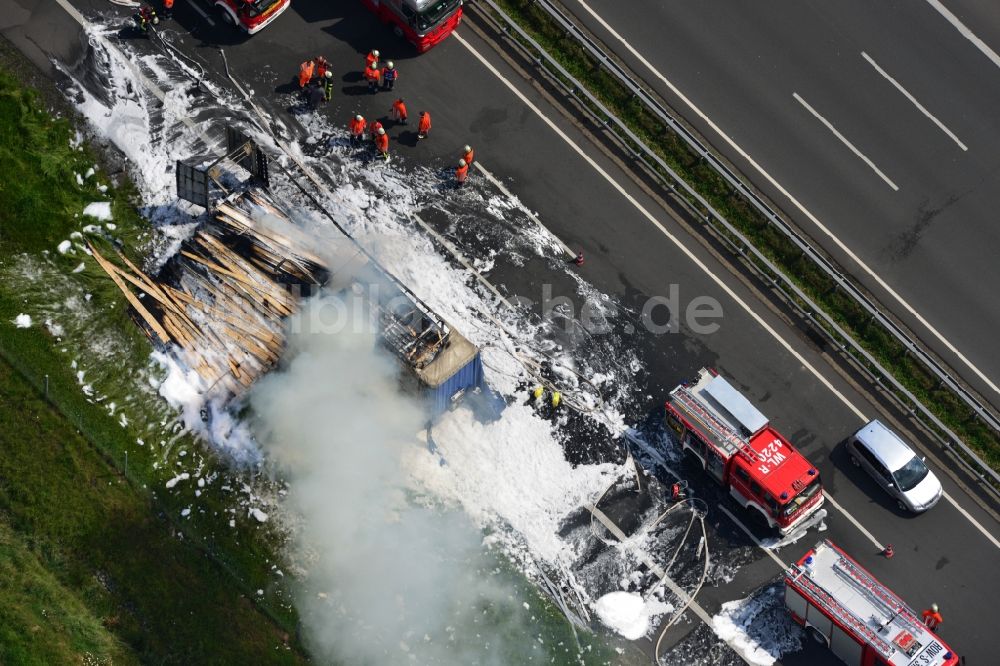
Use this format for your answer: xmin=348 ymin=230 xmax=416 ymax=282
xmin=87 ymin=186 xmax=362 ymax=402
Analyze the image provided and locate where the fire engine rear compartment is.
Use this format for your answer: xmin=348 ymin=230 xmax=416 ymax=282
xmin=784 ymin=540 xmax=957 ymax=666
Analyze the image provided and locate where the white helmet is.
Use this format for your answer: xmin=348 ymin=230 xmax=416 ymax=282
xmin=373 ymin=49 xmax=380 ymax=58
xmin=355 ymin=114 xmax=363 ymax=121
xmin=152 ymin=17 xmax=159 ymax=25
xmin=458 ymin=159 xmax=467 ymax=167
xmin=931 ymin=603 xmax=939 ymax=612
xmin=463 ymin=145 xmax=471 ymax=153
xmin=325 ymin=71 xmax=333 ymax=78
xmin=377 ymin=127 xmax=386 ymax=135
xmin=387 ymin=61 xmax=394 ymax=69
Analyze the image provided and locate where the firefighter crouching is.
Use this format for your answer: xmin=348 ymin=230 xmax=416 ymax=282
xmin=528 ymin=386 xmax=562 ymax=416
xmin=133 ymin=5 xmax=159 ymax=34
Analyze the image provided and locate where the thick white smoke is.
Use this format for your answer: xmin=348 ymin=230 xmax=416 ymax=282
xmin=250 ymin=295 xmax=550 ymax=665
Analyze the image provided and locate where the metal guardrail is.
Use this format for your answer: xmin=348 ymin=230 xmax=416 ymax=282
xmin=467 ymin=0 xmax=1000 ymax=496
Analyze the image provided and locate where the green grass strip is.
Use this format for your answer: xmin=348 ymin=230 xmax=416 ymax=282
xmin=0 ymin=357 xmax=304 ymax=664
xmin=0 ymin=64 xmax=307 ymax=662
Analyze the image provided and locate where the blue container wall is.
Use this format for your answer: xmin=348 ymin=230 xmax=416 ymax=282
xmin=427 ymin=353 xmax=484 ymax=416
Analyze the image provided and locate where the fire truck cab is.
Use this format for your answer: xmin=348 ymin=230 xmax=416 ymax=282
xmin=213 ymin=0 xmax=289 ymax=35
xmin=785 ymin=540 xmax=959 ymax=666
xmin=665 ymin=368 xmax=824 ymax=534
xmin=361 ymin=0 xmax=464 ymax=52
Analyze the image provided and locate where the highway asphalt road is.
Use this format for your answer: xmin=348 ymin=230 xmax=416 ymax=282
xmin=559 ymin=0 xmax=1000 ymax=409
xmin=3 ymin=0 xmax=998 ymax=662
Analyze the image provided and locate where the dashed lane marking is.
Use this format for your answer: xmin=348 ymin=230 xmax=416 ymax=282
xmin=718 ymin=506 xmax=788 ymax=569
xmin=822 ymin=491 xmax=883 ymax=551
xmin=792 ymin=92 xmax=900 ymax=191
xmin=923 ymin=0 xmax=1000 ymax=70
xmin=861 ymin=51 xmax=967 ymax=152
xmin=458 ymin=24 xmax=1000 ymax=550
xmin=453 ymin=30 xmax=899 ymax=549
xmin=474 ymin=162 xmax=577 ymax=258
xmin=570 ymin=0 xmax=1000 ymax=401
xmin=943 ymin=491 xmax=1000 ymax=549
xmin=183 ymin=0 xmax=216 ymax=26
xmin=407 ymin=212 xmax=517 ymax=310
xmin=586 ymin=503 xmax=715 ymax=625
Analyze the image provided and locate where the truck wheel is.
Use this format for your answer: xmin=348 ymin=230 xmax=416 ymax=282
xmin=744 ymin=505 xmax=771 ymax=531
xmin=217 ymin=7 xmax=236 ymax=26
xmin=807 ymin=626 xmax=827 ymax=646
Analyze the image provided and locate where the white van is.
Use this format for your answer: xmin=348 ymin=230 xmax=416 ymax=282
xmin=846 ymin=420 xmax=942 ymax=512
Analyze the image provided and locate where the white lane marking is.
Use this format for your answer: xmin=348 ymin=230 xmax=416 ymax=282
xmin=587 ymin=503 xmax=717 ymax=626
xmin=792 ymin=92 xmax=900 ymax=191
xmin=944 ymin=491 xmax=1000 ymax=548
xmin=474 ymin=161 xmax=577 ymax=258
xmin=453 ymin=33 xmax=867 ymax=418
xmin=924 ymin=0 xmax=1000 ymax=70
xmin=571 ymin=0 xmax=1000 ymax=401
xmin=452 ymin=31 xmax=899 ymax=546
xmin=184 ymin=0 xmax=216 ymax=26
xmin=861 ymin=51 xmax=967 ymax=151
xmin=53 ymin=0 xmax=215 ymax=146
xmin=460 ymin=25 xmax=1000 ymax=551
xmin=408 ymin=212 xmax=516 ymax=310
xmin=822 ymin=492 xmax=884 ymax=551
xmin=718 ymin=506 xmax=788 ymax=569
xmin=53 ymin=0 xmax=997 ymax=554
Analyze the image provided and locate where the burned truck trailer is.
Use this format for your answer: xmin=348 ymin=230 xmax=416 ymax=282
xmin=369 ymin=273 xmax=484 ymax=415
xmin=101 ymin=131 xmax=487 ymax=415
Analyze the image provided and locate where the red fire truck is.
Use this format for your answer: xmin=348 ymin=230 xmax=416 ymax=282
xmin=785 ymin=540 xmax=960 ymax=666
xmin=213 ymin=0 xmax=290 ymax=35
xmin=360 ymin=0 xmax=464 ymax=53
xmin=664 ymin=368 xmax=824 ymax=534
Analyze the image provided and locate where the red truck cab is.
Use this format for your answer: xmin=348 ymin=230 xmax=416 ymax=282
xmin=361 ymin=0 xmax=463 ymax=52
xmin=214 ymin=0 xmax=289 ymax=34
xmin=665 ymin=367 xmax=824 ymax=534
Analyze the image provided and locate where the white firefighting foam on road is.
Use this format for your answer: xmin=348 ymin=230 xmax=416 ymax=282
xmin=55 ymin=18 xmax=657 ymax=662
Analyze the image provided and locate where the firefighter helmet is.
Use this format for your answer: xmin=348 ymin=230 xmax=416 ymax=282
xmin=325 ymin=71 xmax=333 ymax=79
xmin=373 ymin=49 xmax=380 ymax=58
xmin=931 ymin=603 xmax=939 ymax=612
xmin=377 ymin=127 xmax=386 ymax=135
xmin=463 ymin=145 xmax=471 ymax=153
xmin=459 ymin=159 xmax=467 ymax=167
xmin=355 ymin=114 xmax=363 ymax=121
xmin=387 ymin=61 xmax=394 ymax=69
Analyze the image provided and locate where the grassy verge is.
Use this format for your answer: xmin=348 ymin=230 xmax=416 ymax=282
xmin=0 ymin=516 xmax=132 ymax=666
xmin=0 ymin=61 xmax=305 ymax=662
xmin=488 ymin=0 xmax=1000 ymax=478
xmin=0 ymin=358 xmax=300 ymax=664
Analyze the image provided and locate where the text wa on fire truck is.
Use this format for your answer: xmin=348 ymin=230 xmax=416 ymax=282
xmin=785 ymin=540 xmax=959 ymax=666
xmin=665 ymin=367 xmax=824 ymax=534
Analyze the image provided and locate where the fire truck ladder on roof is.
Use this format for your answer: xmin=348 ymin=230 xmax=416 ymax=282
xmin=833 ymin=554 xmax=922 ymax=634
xmin=673 ymin=386 xmax=761 ymax=462
xmin=790 ymin=565 xmax=894 ymax=658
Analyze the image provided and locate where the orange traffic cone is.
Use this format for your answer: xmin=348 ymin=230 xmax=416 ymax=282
xmin=883 ymin=543 xmax=894 ymax=558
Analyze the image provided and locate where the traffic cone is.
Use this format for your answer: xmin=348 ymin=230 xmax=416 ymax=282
xmin=572 ymin=251 xmax=584 ymax=266
xmin=883 ymin=543 xmax=894 ymax=558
